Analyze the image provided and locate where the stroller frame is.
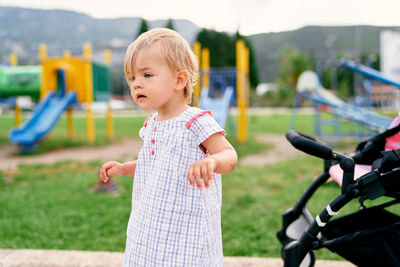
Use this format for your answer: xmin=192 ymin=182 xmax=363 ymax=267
xmin=278 ymin=130 xmax=400 ymax=267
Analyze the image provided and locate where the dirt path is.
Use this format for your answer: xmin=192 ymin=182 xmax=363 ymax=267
xmin=0 ymin=134 xmax=299 ymax=172
xmin=0 ymin=138 xmax=143 ymax=172
xmin=240 ymin=134 xmax=303 ymax=166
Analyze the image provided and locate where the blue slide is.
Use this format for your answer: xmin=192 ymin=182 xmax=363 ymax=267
xmin=341 ymin=60 xmax=400 ymax=88
xmin=9 ymin=90 xmax=77 ymax=151
xmin=309 ymin=88 xmax=392 ymax=131
xmin=199 ymin=87 xmax=234 ymax=128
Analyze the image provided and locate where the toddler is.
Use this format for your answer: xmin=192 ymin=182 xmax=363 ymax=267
xmin=100 ymin=28 xmax=237 ymax=266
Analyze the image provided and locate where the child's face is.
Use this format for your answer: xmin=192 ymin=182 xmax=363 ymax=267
xmin=128 ymin=45 xmax=179 ymax=111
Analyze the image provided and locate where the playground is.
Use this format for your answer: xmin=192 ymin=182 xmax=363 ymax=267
xmin=2 ymin=22 xmax=400 ymax=267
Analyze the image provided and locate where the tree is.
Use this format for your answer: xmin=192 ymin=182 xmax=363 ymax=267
xmin=196 ymin=28 xmax=259 ymax=88
xmin=196 ymin=28 xmax=235 ymax=67
xmin=274 ymin=45 xmax=315 ymax=106
xmin=276 ymin=45 xmax=314 ymax=88
xmin=166 ymin=19 xmax=174 ymax=30
xmin=137 ymin=18 xmax=149 ymax=38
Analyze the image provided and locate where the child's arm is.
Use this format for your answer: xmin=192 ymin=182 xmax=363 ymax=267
xmin=100 ymin=160 xmax=137 ymax=183
xmin=187 ymin=133 xmax=237 ymax=189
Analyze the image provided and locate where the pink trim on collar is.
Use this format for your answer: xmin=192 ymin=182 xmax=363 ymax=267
xmin=143 ymin=114 xmax=154 ymax=128
xmin=185 ymin=111 xmax=212 ymax=129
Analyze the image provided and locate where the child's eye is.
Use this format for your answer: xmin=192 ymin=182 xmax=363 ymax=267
xmin=129 ymin=76 xmax=135 ymax=81
xmin=144 ymin=73 xmax=153 ymax=78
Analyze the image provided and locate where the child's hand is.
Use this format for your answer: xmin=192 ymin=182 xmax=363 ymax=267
xmin=100 ymin=161 xmax=123 ymax=183
xmin=187 ymin=157 xmax=216 ymax=189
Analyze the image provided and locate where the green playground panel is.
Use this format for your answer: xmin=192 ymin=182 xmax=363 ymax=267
xmin=92 ymin=62 xmax=111 ymax=102
xmin=0 ymin=65 xmax=41 ymax=98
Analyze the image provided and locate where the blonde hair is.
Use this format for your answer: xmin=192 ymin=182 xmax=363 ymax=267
xmin=124 ymin=28 xmax=198 ymax=104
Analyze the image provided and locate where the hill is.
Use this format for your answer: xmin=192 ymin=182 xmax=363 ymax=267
xmin=1 ymin=6 xmax=399 ymax=82
xmin=249 ymin=25 xmax=400 ymax=82
xmin=0 ymin=6 xmax=200 ymax=65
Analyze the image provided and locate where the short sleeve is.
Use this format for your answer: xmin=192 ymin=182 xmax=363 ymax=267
xmin=188 ymin=111 xmax=226 ymax=145
xmin=138 ymin=126 xmax=146 ymax=140
xmin=138 ymin=113 xmax=154 ymax=140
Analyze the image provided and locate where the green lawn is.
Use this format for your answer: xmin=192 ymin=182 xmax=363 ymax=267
xmin=0 ymin=111 xmax=397 ymax=259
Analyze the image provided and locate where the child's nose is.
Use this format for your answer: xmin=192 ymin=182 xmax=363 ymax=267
xmin=133 ymin=79 xmax=142 ymax=89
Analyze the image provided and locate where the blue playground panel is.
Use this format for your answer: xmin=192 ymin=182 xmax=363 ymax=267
xmin=199 ymin=68 xmax=236 ymax=130
xmin=199 ymin=87 xmax=234 ymax=128
xmin=0 ymin=96 xmax=16 ymax=108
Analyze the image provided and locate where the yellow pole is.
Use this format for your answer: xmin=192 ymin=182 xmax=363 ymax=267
xmin=243 ymin=46 xmax=250 ymax=141
xmin=106 ymin=104 xmax=114 ymax=140
xmin=83 ymin=43 xmax=95 ymax=144
xmin=39 ymin=44 xmax=47 ymax=99
xmin=62 ymin=50 xmax=73 ymax=138
xmin=86 ymin=103 xmax=95 ymax=144
xmin=9 ymin=53 xmax=18 ymax=66
xmin=192 ymin=42 xmax=201 ymax=107
xmin=201 ymin=48 xmax=210 ymax=89
xmin=67 ymin=107 xmax=74 ymax=138
xmin=39 ymin=44 xmax=47 ymax=62
xmin=236 ymin=39 xmax=248 ymax=142
xmin=63 ymin=50 xmax=71 ymax=59
xmin=14 ymin=102 xmax=21 ymax=127
xmin=104 ymin=49 xmax=113 ymax=140
xmin=104 ymin=49 xmax=112 ymax=64
xmin=83 ymin=42 xmax=92 ymax=61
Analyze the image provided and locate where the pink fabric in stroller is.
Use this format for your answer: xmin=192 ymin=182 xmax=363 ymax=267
xmin=329 ymin=164 xmax=371 ymax=186
xmin=330 ymin=111 xmax=400 ymax=186
xmin=385 ymin=111 xmax=400 ymax=150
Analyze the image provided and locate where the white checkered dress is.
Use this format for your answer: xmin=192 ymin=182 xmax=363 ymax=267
xmin=123 ymin=107 xmax=225 ymax=267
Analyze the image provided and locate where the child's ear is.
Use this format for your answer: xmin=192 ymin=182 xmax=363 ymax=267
xmin=175 ymin=70 xmax=188 ymax=92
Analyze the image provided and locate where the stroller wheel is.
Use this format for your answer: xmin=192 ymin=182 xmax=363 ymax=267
xmin=299 ymin=251 xmax=315 ymax=267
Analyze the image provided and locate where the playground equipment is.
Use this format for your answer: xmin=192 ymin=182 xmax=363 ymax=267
xmin=0 ymin=65 xmax=41 ymax=100
xmin=192 ymin=39 xmax=249 ymax=142
xmin=291 ymin=62 xmax=397 ymax=143
xmin=341 ymin=59 xmax=400 ymax=106
xmin=8 ymin=44 xmax=112 ymax=151
xmin=0 ymin=54 xmax=42 ymax=127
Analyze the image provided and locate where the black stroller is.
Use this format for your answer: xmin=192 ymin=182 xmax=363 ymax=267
xmin=277 ymin=128 xmax=400 ymax=267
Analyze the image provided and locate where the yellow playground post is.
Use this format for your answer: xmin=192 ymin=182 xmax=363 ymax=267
xmin=39 ymin=44 xmax=47 ymax=62
xmin=83 ymin=43 xmax=95 ymax=144
xmin=9 ymin=53 xmax=21 ymax=126
xmin=14 ymin=104 xmax=21 ymax=127
xmin=201 ymin=48 xmax=210 ymax=90
xmin=104 ymin=49 xmax=114 ymax=140
xmin=236 ymin=39 xmax=249 ymax=142
xmin=9 ymin=53 xmax=18 ymax=66
xmin=104 ymin=49 xmax=112 ymax=65
xmin=192 ymin=42 xmax=201 ymax=107
xmin=107 ymin=104 xmax=114 ymax=140
xmin=63 ymin=50 xmax=72 ymax=59
xmin=63 ymin=50 xmax=74 ymax=138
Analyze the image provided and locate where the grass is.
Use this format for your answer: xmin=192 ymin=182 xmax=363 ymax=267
xmin=1 ymin=110 xmax=398 ymax=259
xmin=0 ymin=161 xmax=130 ymax=251
xmin=2 ymin=155 xmax=395 ymax=259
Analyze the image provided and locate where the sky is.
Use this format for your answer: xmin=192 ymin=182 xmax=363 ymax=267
xmin=1 ymin=0 xmax=400 ymax=35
